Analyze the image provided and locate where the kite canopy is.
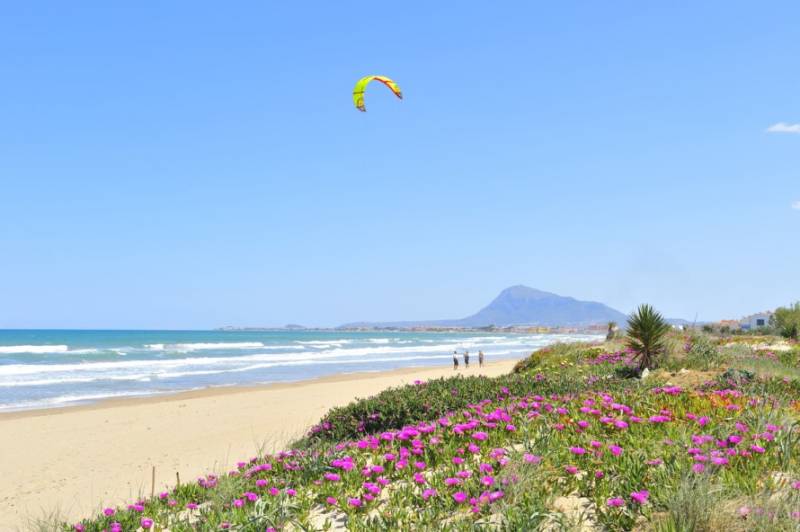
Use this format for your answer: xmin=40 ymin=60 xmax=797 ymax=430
xmin=353 ymin=75 xmax=402 ymax=112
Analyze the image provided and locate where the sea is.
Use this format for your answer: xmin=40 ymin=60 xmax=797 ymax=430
xmin=0 ymin=330 xmax=603 ymax=412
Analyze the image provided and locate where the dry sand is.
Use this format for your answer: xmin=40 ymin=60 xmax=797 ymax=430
xmin=0 ymin=360 xmax=517 ymax=531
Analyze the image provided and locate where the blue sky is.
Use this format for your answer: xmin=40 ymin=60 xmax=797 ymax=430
xmin=1 ymin=2 xmax=798 ymax=329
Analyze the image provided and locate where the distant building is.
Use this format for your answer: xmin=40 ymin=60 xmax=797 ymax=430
xmin=717 ymin=319 xmax=742 ymax=330
xmin=740 ymin=312 xmax=773 ymax=330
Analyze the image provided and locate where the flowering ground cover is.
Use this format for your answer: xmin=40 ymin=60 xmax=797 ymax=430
xmin=65 ymin=337 xmax=800 ymax=531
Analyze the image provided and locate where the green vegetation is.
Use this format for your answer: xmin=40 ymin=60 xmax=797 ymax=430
xmin=772 ymin=302 xmax=800 ymax=340
xmin=626 ymin=304 xmax=671 ymax=372
xmin=66 ymin=329 xmax=800 ymax=532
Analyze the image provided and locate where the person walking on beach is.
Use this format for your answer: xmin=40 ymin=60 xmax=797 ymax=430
xmin=478 ymin=350 xmax=484 ymax=367
xmin=453 ymin=350 xmax=459 ymax=370
xmin=464 ymin=350 xmax=470 ymax=368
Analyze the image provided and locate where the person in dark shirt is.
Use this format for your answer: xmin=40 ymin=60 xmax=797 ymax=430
xmin=453 ymin=351 xmax=459 ymax=370
xmin=464 ymin=350 xmax=470 ymax=368
xmin=478 ymin=350 xmax=484 ymax=367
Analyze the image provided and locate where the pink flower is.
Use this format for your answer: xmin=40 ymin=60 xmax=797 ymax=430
xmin=607 ymin=497 xmax=625 ymax=507
xmin=233 ymin=499 xmax=244 ymax=508
xmin=481 ymin=476 xmax=495 ymax=486
xmin=326 ymin=496 xmax=338 ymax=505
xmin=348 ymin=498 xmax=362 ymax=507
xmin=609 ymin=444 xmax=623 ymax=456
xmin=505 ymin=424 xmax=517 ymax=432
xmin=595 ymin=470 xmax=605 ymax=479
xmin=74 ymin=525 xmax=85 ymax=532
xmin=103 ymin=508 xmax=115 ymax=516
xmin=186 ymin=502 xmax=199 ymax=510
xmin=445 ymin=477 xmax=462 ymax=486
xmin=472 ymin=432 xmax=489 ymax=441
xmin=286 ymin=488 xmax=297 ymax=496
xmin=630 ymin=490 xmax=649 ymax=504
xmin=422 ymin=488 xmax=438 ymax=500
xmin=453 ymin=491 xmax=468 ymax=503
xmin=565 ymin=465 xmax=579 ymax=475
xmin=569 ymin=446 xmax=587 ymax=455
xmin=692 ymin=463 xmax=705 ymax=474
xmin=141 ymin=518 xmax=154 ymax=529
xmin=255 ymin=479 xmax=267 ymax=487
xmin=324 ymin=473 xmax=341 ymax=482
xmin=523 ymin=453 xmax=541 ymax=464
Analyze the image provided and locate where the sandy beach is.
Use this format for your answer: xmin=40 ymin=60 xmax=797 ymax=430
xmin=0 ymin=360 xmax=517 ymax=531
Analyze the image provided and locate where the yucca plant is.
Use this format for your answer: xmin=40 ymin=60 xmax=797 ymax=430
xmin=626 ymin=304 xmax=671 ymax=372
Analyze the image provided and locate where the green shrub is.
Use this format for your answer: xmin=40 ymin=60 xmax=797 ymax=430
xmin=296 ymin=370 xmax=634 ymax=446
xmin=683 ymin=333 xmax=727 ymax=370
xmin=626 ymin=304 xmax=671 ymax=371
xmin=512 ymin=343 xmax=603 ymax=374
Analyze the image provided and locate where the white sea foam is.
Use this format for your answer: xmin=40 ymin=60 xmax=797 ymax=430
xmin=146 ymin=342 xmax=266 ymax=351
xmin=0 ymin=345 xmax=69 ymax=354
xmin=0 ymin=390 xmax=166 ymax=412
xmin=0 ymin=334 xmax=603 ymax=379
xmin=294 ymin=340 xmax=352 ymax=346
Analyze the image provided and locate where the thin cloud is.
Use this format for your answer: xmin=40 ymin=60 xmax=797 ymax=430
xmin=766 ymin=122 xmax=800 ymax=134
xmin=793 ymin=201 xmax=800 ymax=210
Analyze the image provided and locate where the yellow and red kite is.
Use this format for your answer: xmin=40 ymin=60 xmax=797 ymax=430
xmin=352 ymin=75 xmax=402 ymax=112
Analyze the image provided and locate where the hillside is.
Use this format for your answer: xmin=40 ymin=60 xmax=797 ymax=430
xmin=341 ymin=285 xmax=628 ymax=328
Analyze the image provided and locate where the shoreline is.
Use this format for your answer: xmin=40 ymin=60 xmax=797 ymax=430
xmin=0 ymin=360 xmax=511 ymax=421
xmin=0 ymin=359 xmax=518 ymax=530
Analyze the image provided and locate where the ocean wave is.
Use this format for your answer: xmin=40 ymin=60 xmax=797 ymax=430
xmin=0 ymin=390 xmax=167 ymax=412
xmin=0 ymin=345 xmax=69 ymax=354
xmin=294 ymin=340 xmax=352 ymax=346
xmin=0 ymin=334 xmax=603 ymax=378
xmin=145 ymin=342 xmax=267 ymax=351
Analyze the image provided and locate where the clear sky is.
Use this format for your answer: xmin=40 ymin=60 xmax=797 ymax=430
xmin=1 ymin=2 xmax=798 ymax=329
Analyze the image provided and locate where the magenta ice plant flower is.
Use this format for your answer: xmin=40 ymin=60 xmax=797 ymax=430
xmin=607 ymin=497 xmax=625 ymax=507
xmin=453 ymin=491 xmax=468 ymax=503
xmin=422 ymin=488 xmax=438 ymax=500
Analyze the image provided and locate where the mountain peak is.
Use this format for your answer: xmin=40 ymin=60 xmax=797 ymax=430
xmin=457 ymin=285 xmax=626 ymax=327
xmin=339 ymin=285 xmax=628 ymax=329
xmin=496 ymin=285 xmax=558 ymax=301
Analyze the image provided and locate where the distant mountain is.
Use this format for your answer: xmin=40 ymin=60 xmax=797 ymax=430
xmin=340 ymin=285 xmax=629 ymax=328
